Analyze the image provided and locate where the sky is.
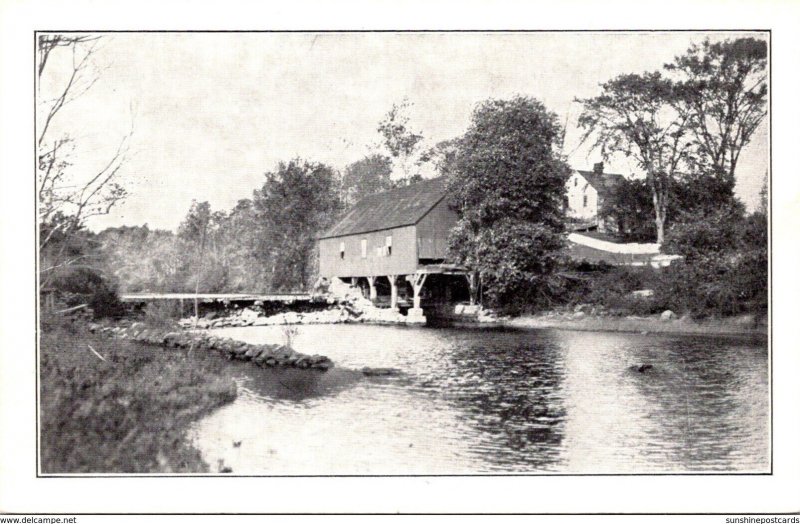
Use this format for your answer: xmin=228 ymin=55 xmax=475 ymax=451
xmin=38 ymin=31 xmax=769 ymax=231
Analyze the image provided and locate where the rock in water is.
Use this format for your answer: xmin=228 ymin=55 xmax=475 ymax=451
xmin=362 ymin=367 xmax=401 ymax=377
xmin=244 ymin=346 xmax=262 ymax=359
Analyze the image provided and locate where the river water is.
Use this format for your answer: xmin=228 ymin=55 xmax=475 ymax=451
xmin=188 ymin=324 xmax=769 ymax=475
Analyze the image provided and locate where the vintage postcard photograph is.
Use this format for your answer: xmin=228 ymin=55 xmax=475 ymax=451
xmin=33 ymin=30 xmax=770 ymax=480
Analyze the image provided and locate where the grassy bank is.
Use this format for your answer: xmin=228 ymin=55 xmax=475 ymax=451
xmin=39 ymin=317 xmax=237 ymax=473
xmin=504 ymin=311 xmax=767 ymax=337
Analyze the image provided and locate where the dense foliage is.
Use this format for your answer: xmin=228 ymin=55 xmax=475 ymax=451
xmin=561 ymin=206 xmax=768 ymax=319
xmin=50 ymin=267 xmax=126 ymax=318
xmin=659 ymin=208 xmax=768 ymax=316
xmin=40 ymin=219 xmax=125 ymax=318
xmin=600 ymin=173 xmax=747 ymax=243
xmin=446 ymin=96 xmax=571 ymax=310
xmin=597 ymin=177 xmax=655 ymax=242
xmin=253 ymin=159 xmax=343 ymax=290
xmin=341 ymin=154 xmax=393 ymax=208
xmin=97 ymin=212 xmax=265 ymax=295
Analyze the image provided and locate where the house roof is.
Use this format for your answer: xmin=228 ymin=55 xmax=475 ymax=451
xmin=576 ymin=169 xmax=625 ymax=197
xmin=320 ymin=176 xmax=450 ymax=239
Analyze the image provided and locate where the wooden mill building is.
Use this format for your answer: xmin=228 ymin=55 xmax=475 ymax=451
xmin=318 ymin=177 xmax=472 ymax=320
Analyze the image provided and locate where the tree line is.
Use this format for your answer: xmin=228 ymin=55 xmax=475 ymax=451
xmin=43 ymin=95 xmax=436 ymax=303
xmin=38 ymin=35 xmax=768 ymax=319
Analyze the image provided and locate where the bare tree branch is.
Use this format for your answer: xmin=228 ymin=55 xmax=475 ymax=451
xmin=37 ymin=34 xmax=133 ymax=281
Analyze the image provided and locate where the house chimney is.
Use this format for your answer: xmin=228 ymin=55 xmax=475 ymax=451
xmin=593 ymin=162 xmax=604 ymax=175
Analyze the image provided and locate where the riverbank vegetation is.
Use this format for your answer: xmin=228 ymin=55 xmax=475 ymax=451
xmin=445 ymin=97 xmax=571 ymax=310
xmin=38 ymin=36 xmax=768 ymax=325
xmin=551 ymin=193 xmax=768 ymax=321
xmin=39 ymin=315 xmax=237 ymax=473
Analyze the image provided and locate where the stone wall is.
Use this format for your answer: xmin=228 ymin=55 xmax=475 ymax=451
xmin=88 ymin=322 xmax=334 ymax=370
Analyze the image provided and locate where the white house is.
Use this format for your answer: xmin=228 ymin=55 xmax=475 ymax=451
xmin=565 ymin=162 xmax=625 ymax=231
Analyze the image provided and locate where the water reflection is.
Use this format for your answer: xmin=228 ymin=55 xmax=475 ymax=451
xmin=242 ymin=366 xmax=364 ymax=402
xmin=418 ymin=329 xmax=567 ymax=470
xmin=189 ymin=325 xmax=768 ymax=474
xmin=624 ymin=336 xmax=769 ymax=472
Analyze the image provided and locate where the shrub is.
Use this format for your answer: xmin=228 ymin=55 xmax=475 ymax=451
xmin=662 ymin=207 xmax=745 ymax=261
xmin=582 ymin=266 xmax=652 ymax=303
xmin=143 ymin=300 xmax=183 ymax=328
xmin=471 ymin=220 xmax=567 ymax=313
xmin=649 ymin=250 xmax=767 ymax=318
xmin=655 ymin=208 xmax=768 ymax=318
xmin=604 ymin=294 xmax=660 ymax=316
xmin=50 ymin=267 xmax=126 ymax=319
xmin=552 ymin=263 xmax=660 ymax=313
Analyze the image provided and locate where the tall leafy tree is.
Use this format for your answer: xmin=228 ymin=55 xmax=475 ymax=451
xmin=214 ymin=199 xmax=264 ymax=292
xmin=253 ymin=159 xmax=342 ymax=291
xmin=178 ymin=200 xmax=213 ymax=316
xmin=341 ymin=154 xmax=393 ymax=208
xmin=447 ymin=96 xmax=571 ymax=309
xmin=418 ymin=138 xmax=461 ymax=178
xmin=377 ymin=98 xmax=424 ymax=180
xmin=177 ymin=200 xmax=212 ymax=245
xmin=667 ymin=37 xmax=768 ymax=201
xmin=577 ymin=72 xmax=692 ymax=243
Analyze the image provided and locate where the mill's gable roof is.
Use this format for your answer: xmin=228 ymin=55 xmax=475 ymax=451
xmin=320 ymin=176 xmax=450 ymax=239
xmin=576 ymin=169 xmax=626 ymax=197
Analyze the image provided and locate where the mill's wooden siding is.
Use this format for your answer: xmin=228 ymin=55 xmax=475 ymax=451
xmin=318 ymin=225 xmax=418 ymax=278
xmin=416 ymin=199 xmax=458 ymax=260
xmin=318 ymin=177 xmax=463 ymax=279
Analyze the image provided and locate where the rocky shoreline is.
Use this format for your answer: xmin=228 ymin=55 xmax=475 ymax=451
xmin=177 ymin=278 xmax=416 ymax=329
xmin=166 ymin=278 xmax=506 ymax=329
xmin=177 ymin=304 xmax=408 ymax=330
xmin=504 ymin=309 xmax=767 ymax=337
xmin=88 ymin=322 xmax=334 ymax=370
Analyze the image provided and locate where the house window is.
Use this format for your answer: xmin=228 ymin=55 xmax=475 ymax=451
xmin=574 ymin=177 xmax=578 ymax=187
xmin=385 ymin=235 xmax=392 ymax=256
xmin=339 ymin=241 xmax=345 ymax=260
xmin=361 ymin=238 xmax=367 ymax=258
xmin=583 ymin=195 xmax=588 ymax=207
